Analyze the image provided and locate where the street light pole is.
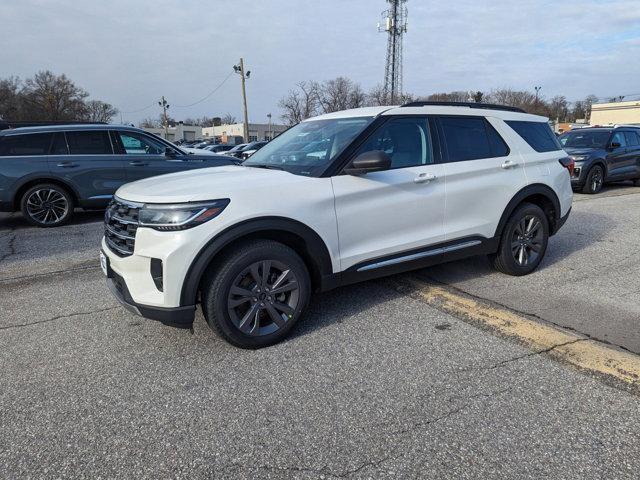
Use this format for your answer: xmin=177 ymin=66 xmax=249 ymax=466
xmin=158 ymin=96 xmax=170 ymax=139
xmin=534 ymin=86 xmax=542 ymax=104
xmin=233 ymin=58 xmax=251 ymax=143
xmin=267 ymin=113 xmax=272 ymax=140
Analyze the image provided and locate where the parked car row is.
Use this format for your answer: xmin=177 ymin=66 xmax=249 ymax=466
xmin=0 ymin=125 xmax=237 ymax=226
xmin=558 ymin=126 xmax=640 ymax=193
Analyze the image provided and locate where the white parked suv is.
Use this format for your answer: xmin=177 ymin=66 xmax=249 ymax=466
xmin=101 ymin=102 xmax=573 ymax=348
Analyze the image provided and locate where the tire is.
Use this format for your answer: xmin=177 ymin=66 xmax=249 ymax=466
xmin=20 ymin=183 xmax=74 ymax=227
xmin=201 ymin=239 xmax=311 ymax=349
xmin=582 ymin=165 xmax=604 ymax=194
xmin=491 ymin=202 xmax=549 ymax=276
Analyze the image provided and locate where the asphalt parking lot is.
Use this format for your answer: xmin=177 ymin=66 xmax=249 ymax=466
xmin=2 ymin=184 xmax=640 ymax=478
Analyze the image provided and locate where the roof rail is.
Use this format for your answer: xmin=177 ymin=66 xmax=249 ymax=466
xmin=400 ymin=101 xmax=526 ymax=114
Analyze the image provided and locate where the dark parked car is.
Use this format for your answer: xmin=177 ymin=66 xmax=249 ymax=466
xmin=203 ymin=144 xmax=234 ymax=154
xmin=559 ymin=126 xmax=640 ymax=193
xmin=0 ymin=124 xmax=237 ymax=227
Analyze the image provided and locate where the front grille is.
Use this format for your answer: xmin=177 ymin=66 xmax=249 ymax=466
xmin=104 ymin=198 xmax=141 ymax=257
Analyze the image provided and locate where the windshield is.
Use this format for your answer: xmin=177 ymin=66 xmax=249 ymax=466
xmin=559 ymin=130 xmax=610 ymax=149
xmin=243 ymin=117 xmax=374 ymax=176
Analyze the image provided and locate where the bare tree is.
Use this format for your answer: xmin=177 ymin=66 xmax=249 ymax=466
xmin=471 ymin=91 xmax=484 ymax=103
xmin=547 ymin=96 xmax=569 ymax=122
xmin=317 ymin=77 xmax=366 ymax=113
xmin=83 ymin=100 xmax=117 ymax=123
xmin=426 ymin=91 xmax=470 ymax=102
xmin=278 ymin=81 xmax=319 ymax=125
xmin=583 ymin=94 xmax=599 ymax=121
xmin=139 ymin=117 xmax=160 ymax=128
xmin=221 ymin=113 xmax=237 ymax=125
xmin=0 ymin=76 xmax=22 ymax=120
xmin=20 ymin=70 xmax=88 ymax=121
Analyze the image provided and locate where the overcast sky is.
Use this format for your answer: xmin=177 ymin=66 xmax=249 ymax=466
xmin=3 ymin=0 xmax=640 ymax=125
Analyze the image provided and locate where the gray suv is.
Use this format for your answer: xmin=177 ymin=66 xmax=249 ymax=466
xmin=0 ymin=124 xmax=236 ymax=226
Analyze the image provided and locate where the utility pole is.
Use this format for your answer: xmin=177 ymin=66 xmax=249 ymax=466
xmin=158 ymin=96 xmax=170 ymax=139
xmin=233 ymin=58 xmax=251 ymax=142
xmin=267 ymin=113 xmax=272 ymax=140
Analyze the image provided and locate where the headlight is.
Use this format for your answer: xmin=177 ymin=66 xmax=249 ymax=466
xmin=138 ymin=199 xmax=230 ymax=231
xmin=570 ymin=155 xmax=587 ymax=162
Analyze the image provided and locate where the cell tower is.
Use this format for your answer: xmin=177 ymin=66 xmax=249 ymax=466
xmin=378 ymin=0 xmax=408 ymax=104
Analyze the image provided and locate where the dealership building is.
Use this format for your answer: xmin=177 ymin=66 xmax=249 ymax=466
xmin=202 ymin=122 xmax=287 ymax=143
xmin=590 ymin=100 xmax=640 ymax=126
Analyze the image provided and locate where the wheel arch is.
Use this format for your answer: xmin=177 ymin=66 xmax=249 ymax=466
xmin=494 ymin=184 xmax=562 ymax=238
xmin=13 ymin=176 xmax=80 ymax=210
xmin=180 ymin=217 xmax=334 ymax=306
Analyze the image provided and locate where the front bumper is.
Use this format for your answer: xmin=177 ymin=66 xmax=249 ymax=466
xmin=105 ymin=255 xmax=195 ymax=328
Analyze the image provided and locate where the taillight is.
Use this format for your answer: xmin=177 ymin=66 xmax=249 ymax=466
xmin=559 ymin=157 xmax=575 ymax=176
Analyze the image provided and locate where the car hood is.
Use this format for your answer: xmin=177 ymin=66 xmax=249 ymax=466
xmin=563 ymin=147 xmax=599 ymax=156
xmin=116 ymin=165 xmax=312 ymax=204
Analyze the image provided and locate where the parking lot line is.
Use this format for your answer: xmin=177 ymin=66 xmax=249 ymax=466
xmin=392 ymin=277 xmax=640 ymax=386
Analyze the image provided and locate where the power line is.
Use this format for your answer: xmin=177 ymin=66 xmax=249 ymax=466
xmin=172 ymin=72 xmax=234 ymax=108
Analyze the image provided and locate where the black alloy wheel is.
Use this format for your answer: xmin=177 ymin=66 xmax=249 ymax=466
xmin=202 ymin=240 xmax=310 ymax=349
xmin=227 ymin=259 xmax=300 ymax=336
xmin=582 ymin=165 xmax=604 ymax=194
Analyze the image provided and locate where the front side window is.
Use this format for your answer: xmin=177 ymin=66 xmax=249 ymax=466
xmin=66 ymin=131 xmax=112 ymax=155
xmin=611 ymin=132 xmax=627 ymax=148
xmin=244 ymin=116 xmax=374 ymax=176
xmin=353 ymin=117 xmax=433 ymax=169
xmin=506 ymin=121 xmax=562 ymax=153
xmin=0 ymin=133 xmax=53 ymax=156
xmin=118 ymin=131 xmax=165 ymax=155
xmin=624 ymin=131 xmax=640 ymax=147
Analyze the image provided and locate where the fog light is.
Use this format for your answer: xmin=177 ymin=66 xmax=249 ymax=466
xmin=150 ymin=258 xmax=163 ymax=292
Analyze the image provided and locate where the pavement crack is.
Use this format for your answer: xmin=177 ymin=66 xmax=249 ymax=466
xmin=0 ymin=226 xmax=17 ymax=265
xmin=0 ymin=262 xmax=100 ymax=284
xmin=0 ymin=306 xmax=118 ymax=330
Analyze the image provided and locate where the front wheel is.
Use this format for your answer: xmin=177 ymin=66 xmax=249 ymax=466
xmin=201 ymin=240 xmax=311 ymax=349
xmin=582 ymin=165 xmax=604 ymax=194
xmin=491 ymin=203 xmax=549 ymax=276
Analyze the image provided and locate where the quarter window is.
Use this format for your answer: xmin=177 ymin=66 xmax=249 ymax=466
xmin=0 ymin=133 xmax=53 ymax=156
xmin=118 ymin=132 xmax=166 ymax=155
xmin=506 ymin=121 xmax=562 ymax=153
xmin=66 ymin=131 xmax=113 ymax=155
xmin=354 ymin=117 xmax=433 ymax=169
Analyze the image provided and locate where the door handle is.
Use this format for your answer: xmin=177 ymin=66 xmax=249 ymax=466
xmin=56 ymin=161 xmax=78 ymax=168
xmin=414 ymin=172 xmax=437 ymax=184
xmin=129 ymin=161 xmax=149 ymax=167
xmin=501 ymin=160 xmax=517 ymax=169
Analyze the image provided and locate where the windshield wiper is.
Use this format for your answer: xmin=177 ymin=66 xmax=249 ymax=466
xmin=245 ymin=164 xmax=286 ymax=171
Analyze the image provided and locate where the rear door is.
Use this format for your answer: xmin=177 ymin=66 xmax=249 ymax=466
xmin=49 ymin=130 xmax=126 ymax=205
xmin=623 ymin=131 xmax=640 ymax=179
xmin=437 ymin=115 xmax=528 ymax=241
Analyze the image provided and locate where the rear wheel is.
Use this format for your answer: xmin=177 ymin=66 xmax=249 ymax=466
xmin=491 ymin=203 xmax=549 ymax=276
xmin=582 ymin=165 xmax=604 ymax=194
xmin=201 ymin=240 xmax=310 ymax=349
xmin=20 ymin=183 xmax=74 ymax=227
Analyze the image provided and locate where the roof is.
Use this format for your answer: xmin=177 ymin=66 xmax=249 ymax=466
xmin=0 ymin=124 xmax=142 ymax=136
xmin=304 ymin=104 xmax=547 ymax=122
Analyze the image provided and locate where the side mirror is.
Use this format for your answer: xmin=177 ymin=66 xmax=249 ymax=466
xmin=344 ymin=150 xmax=391 ymax=175
xmin=165 ymin=147 xmax=177 ymax=157
xmin=609 ymin=141 xmax=621 ymax=150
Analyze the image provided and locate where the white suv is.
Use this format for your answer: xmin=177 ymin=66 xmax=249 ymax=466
xmin=101 ymin=102 xmax=573 ymax=348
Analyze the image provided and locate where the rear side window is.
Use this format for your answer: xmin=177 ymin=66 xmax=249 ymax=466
xmin=66 ymin=131 xmax=113 ymax=155
xmin=506 ymin=121 xmax=562 ymax=152
xmin=439 ymin=116 xmax=508 ymax=162
xmin=0 ymin=133 xmax=53 ymax=156
xmin=624 ymin=131 xmax=639 ymax=146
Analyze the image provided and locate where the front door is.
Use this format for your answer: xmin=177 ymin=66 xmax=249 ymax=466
xmin=606 ymin=131 xmax=634 ymax=179
xmin=332 ymin=116 xmax=446 ymax=271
